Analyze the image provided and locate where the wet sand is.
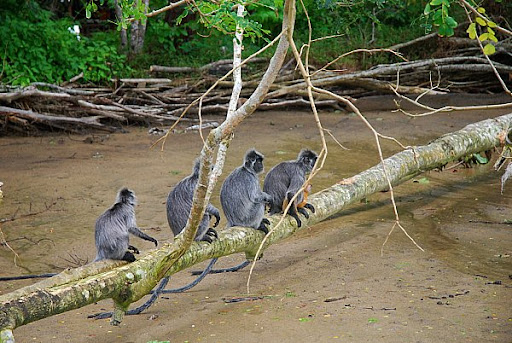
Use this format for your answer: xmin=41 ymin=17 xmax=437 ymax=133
xmin=0 ymin=95 xmax=511 ymax=342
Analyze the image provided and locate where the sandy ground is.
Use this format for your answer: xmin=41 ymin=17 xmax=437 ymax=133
xmin=0 ymin=95 xmax=511 ymax=342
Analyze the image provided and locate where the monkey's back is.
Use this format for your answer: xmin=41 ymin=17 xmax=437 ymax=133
xmin=166 ymin=176 xmax=195 ymax=236
xmin=220 ymin=166 xmax=263 ymax=228
xmin=263 ymin=161 xmax=306 ymax=214
xmin=94 ymin=203 xmax=132 ymax=261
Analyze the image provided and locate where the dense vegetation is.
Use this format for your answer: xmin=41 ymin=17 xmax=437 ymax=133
xmin=0 ymin=0 xmax=509 ymax=86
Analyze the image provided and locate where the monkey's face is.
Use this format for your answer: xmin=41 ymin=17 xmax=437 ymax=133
xmin=300 ymin=150 xmax=318 ymax=172
xmin=246 ymin=155 xmax=264 ymax=174
xmin=252 ymin=156 xmax=264 ymax=174
xmin=245 ymin=150 xmax=265 ymax=174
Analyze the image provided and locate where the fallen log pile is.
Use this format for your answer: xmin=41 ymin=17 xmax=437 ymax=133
xmin=1 ymin=40 xmax=511 ymax=134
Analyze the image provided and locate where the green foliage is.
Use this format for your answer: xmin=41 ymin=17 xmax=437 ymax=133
xmin=423 ymin=0 xmax=458 ymax=37
xmin=423 ymin=0 xmax=503 ymax=56
xmin=464 ymin=6 xmax=498 ymax=56
xmin=291 ymin=0 xmax=426 ymax=67
xmin=0 ymin=3 xmax=130 ymax=85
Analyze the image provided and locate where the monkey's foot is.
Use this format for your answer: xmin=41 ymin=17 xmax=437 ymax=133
xmin=122 ymin=251 xmax=136 ymax=262
xmin=257 ymin=219 xmax=270 ymax=234
xmin=202 ymin=235 xmax=214 ymax=243
xmin=304 ymin=203 xmax=315 ymax=213
xmin=206 ymin=228 xmax=218 ymax=239
xmin=297 ymin=207 xmax=310 ymax=219
xmin=290 ymin=214 xmax=302 ymax=228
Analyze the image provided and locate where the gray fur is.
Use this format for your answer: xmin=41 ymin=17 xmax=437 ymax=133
xmin=263 ymin=149 xmax=317 ymax=226
xmin=94 ymin=188 xmax=158 ymax=262
xmin=166 ymin=159 xmax=221 ymax=242
xmin=220 ymin=149 xmax=271 ymax=233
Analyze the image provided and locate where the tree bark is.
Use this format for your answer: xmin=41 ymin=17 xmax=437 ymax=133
xmin=129 ymin=0 xmax=149 ymax=55
xmin=114 ymin=0 xmax=128 ymax=50
xmin=1 ymin=112 xmax=511 ymax=342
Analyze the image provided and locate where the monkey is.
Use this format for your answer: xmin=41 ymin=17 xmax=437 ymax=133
xmin=263 ymin=149 xmax=318 ymax=228
xmin=220 ymin=149 xmax=272 ymax=234
xmin=166 ymin=159 xmax=221 ymax=243
xmin=94 ymin=188 xmax=158 ymax=263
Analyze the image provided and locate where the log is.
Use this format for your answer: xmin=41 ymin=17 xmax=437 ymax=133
xmin=149 ymin=58 xmax=269 ymax=74
xmin=0 ymin=106 xmax=118 ymax=132
xmin=1 ymin=112 xmax=510 ymax=342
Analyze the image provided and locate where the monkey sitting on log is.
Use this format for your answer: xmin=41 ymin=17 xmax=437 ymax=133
xmin=263 ymin=149 xmax=318 ymax=227
xmin=94 ymin=188 xmax=158 ymax=262
xmin=166 ymin=159 xmax=221 ymax=243
xmin=220 ymin=149 xmax=272 ymax=234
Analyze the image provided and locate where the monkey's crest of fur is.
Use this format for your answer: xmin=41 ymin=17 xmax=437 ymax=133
xmin=297 ymin=149 xmax=318 ymax=172
xmin=116 ymin=188 xmax=137 ymax=206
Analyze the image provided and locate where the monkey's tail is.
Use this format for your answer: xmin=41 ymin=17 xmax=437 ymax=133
xmin=160 ymin=258 xmax=218 ymax=294
xmin=0 ymin=273 xmax=57 ymax=281
xmin=190 ymin=259 xmax=249 ymax=275
xmin=88 ymin=258 xmax=218 ymax=319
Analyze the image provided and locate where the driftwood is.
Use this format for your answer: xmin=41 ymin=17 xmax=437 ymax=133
xmin=149 ymin=57 xmax=269 ymax=74
xmin=1 ymin=45 xmax=511 ymax=134
xmin=0 ymin=106 xmax=118 ymax=133
xmin=0 ymin=112 xmax=510 ymax=342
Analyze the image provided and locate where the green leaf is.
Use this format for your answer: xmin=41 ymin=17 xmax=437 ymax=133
xmin=466 ymin=23 xmax=477 ymax=39
xmin=446 ymin=16 xmax=458 ymax=28
xmin=478 ymin=33 xmax=489 ymax=41
xmin=476 ymin=17 xmax=487 ymax=26
xmin=488 ymin=34 xmax=498 ymax=43
xmin=368 ymin=318 xmax=378 ymax=323
xmin=414 ymin=177 xmax=430 ymax=184
xmin=438 ymin=23 xmax=454 ymax=37
xmin=473 ymin=153 xmax=489 ymax=164
xmin=483 ymin=43 xmax=496 ymax=55
xmin=487 ymin=21 xmax=497 ymax=28
xmin=299 ymin=317 xmax=312 ymax=322
xmin=430 ymin=0 xmax=443 ymax=5
xmin=85 ymin=8 xmax=91 ymax=19
xmin=477 ymin=7 xmax=485 ymax=13
xmin=424 ymin=3 xmax=431 ymax=15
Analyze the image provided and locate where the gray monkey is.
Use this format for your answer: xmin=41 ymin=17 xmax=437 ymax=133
xmin=94 ymin=188 xmax=158 ymax=262
xmin=166 ymin=159 xmax=221 ymax=243
xmin=263 ymin=149 xmax=318 ymax=227
xmin=220 ymin=149 xmax=272 ymax=234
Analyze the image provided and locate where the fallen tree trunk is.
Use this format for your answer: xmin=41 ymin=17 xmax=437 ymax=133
xmin=0 ymin=106 xmax=119 ymax=132
xmin=0 ymin=112 xmax=510 ymax=341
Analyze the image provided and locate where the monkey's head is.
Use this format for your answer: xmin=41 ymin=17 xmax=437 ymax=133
xmin=192 ymin=158 xmax=201 ymax=176
xmin=244 ymin=149 xmax=265 ymax=175
xmin=298 ymin=149 xmax=318 ymax=172
xmin=116 ymin=188 xmax=137 ymax=206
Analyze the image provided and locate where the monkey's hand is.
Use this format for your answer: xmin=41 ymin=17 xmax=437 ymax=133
xmin=128 ymin=245 xmax=140 ymax=254
xmin=151 ymin=237 xmax=158 ymax=247
xmin=213 ymin=213 xmax=220 ymax=228
xmin=262 ymin=192 xmax=272 ymax=204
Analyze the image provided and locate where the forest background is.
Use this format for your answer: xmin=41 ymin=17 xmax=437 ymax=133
xmin=2 ymin=0 xmax=510 ymax=87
